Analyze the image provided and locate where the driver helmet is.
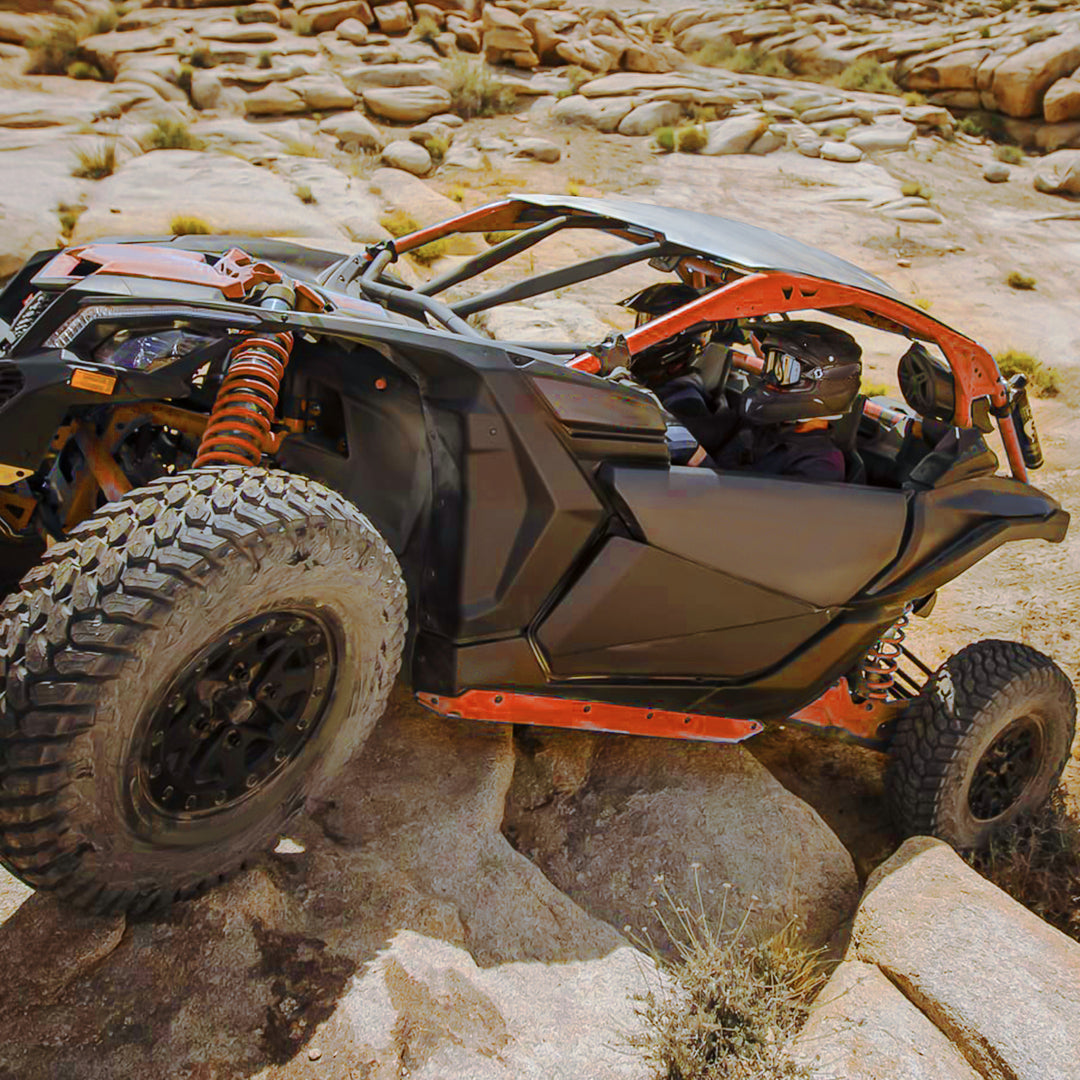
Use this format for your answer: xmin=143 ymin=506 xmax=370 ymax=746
xmin=741 ymin=320 xmax=862 ymax=426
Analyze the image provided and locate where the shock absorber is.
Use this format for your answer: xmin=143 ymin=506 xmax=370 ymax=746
xmin=861 ymin=606 xmax=912 ymax=701
xmin=195 ymin=285 xmax=296 ymax=468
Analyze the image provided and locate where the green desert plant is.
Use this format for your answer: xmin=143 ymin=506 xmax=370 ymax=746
xmin=170 ymin=214 xmax=212 ymax=236
xmin=675 ymin=124 xmax=707 ymax=152
xmin=71 ymin=141 xmax=116 ymax=179
xmin=1006 ymin=270 xmax=1036 ymax=291
xmin=57 ymin=202 xmax=84 ymax=235
xmin=187 ymin=45 xmax=217 ymax=69
xmin=176 ymin=63 xmax=194 ymax=95
xmin=256 ymin=49 xmax=273 ymax=70
xmin=901 ymin=179 xmax=932 ymax=200
xmin=995 ymin=350 xmax=1058 ymax=397
xmin=902 ymin=90 xmax=928 ymax=106
xmin=410 ymin=13 xmax=441 ymax=44
xmin=147 ymin=118 xmax=205 ymax=151
xmin=691 ymin=38 xmax=737 ymax=67
xmin=687 ymin=103 xmax=722 ymax=123
xmin=832 ymin=56 xmax=899 ymax=95
xmin=26 ymin=22 xmax=84 ymax=77
xmin=626 ymin=870 xmax=825 ymax=1080
xmin=719 ymin=45 xmax=791 ymax=79
xmin=566 ymin=178 xmax=584 ymax=197
xmin=447 ymin=184 xmax=467 ymax=203
xmin=441 ymin=55 xmax=517 ymax=118
xmin=294 ymin=183 xmax=316 ymax=204
xmin=968 ymin=792 xmax=1080 ymax=941
xmin=861 ymin=380 xmax=891 ymax=399
xmin=995 ymin=144 xmax=1024 ymax=164
xmin=483 ymin=229 xmax=518 ymax=246
xmin=653 ymin=125 xmax=676 ymax=152
xmin=66 ymin=59 xmax=106 ymax=80
xmin=564 ymin=64 xmax=592 ymax=94
xmin=279 ymin=135 xmax=323 ymax=158
xmin=424 ymin=133 xmax=449 ymax=163
xmin=380 ymin=208 xmax=446 ymax=263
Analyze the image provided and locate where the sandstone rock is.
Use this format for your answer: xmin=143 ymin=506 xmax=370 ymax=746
xmin=580 ymin=72 xmax=701 ymax=99
xmin=749 ymin=127 xmax=786 ymax=154
xmin=243 ymin=81 xmax=306 ymax=116
xmin=0 ymin=87 xmax=108 ymax=128
xmin=522 ymin=9 xmax=566 ymax=63
xmin=302 ymin=0 xmax=372 ymax=33
xmin=472 ymin=299 xmax=612 ymax=343
xmin=336 ymin=16 xmax=369 ymax=44
xmin=890 ymin=207 xmax=944 ymax=223
xmin=71 ymin=150 xmax=344 ymax=243
xmin=821 ymin=141 xmax=864 ymax=162
xmin=408 ymin=119 xmax=454 ymax=147
xmin=701 ymin=113 xmax=769 ymax=155
xmin=984 ymin=161 xmax=1011 ymax=182
xmin=369 ymin=168 xmax=484 ymax=255
xmin=1044 ymin=76 xmax=1080 ymax=123
xmin=198 ymin=19 xmax=278 ymax=44
xmin=624 ymin=41 xmax=678 ymax=74
xmin=343 ymin=61 xmax=451 ymax=92
xmin=791 ymin=961 xmax=983 ymax=1080
xmin=362 ymin=84 xmax=453 ymax=122
xmin=319 ymin=110 xmax=383 ymax=150
xmin=1034 ymin=147 xmax=1080 ymax=194
xmin=482 ymin=3 xmax=532 ymax=54
xmin=903 ymin=46 xmax=993 ymax=92
xmin=992 ymin=31 xmax=1080 ymax=118
xmin=851 ymin=837 xmax=1080 ymax=1080
xmin=552 ymin=94 xmax=634 ymax=133
xmin=79 ymin=27 xmax=180 ymax=80
xmin=431 ymin=112 xmax=463 ymax=128
xmin=447 ymin=15 xmax=481 ymax=53
xmin=381 ymin=138 xmax=432 ymax=176
xmin=796 ymin=137 xmax=823 ymax=157
xmin=901 ymin=103 xmax=954 ymax=133
xmin=505 ymin=729 xmax=859 ymax=949
xmin=374 ymin=0 xmax=412 ymax=33
xmin=271 ymin=156 xmax=388 ymax=242
xmin=555 ymin=38 xmax=615 ymax=74
xmin=617 ymin=99 xmax=681 ymax=137
xmin=509 ymin=136 xmax=560 ymax=162
xmin=848 ymin=122 xmax=916 ymax=151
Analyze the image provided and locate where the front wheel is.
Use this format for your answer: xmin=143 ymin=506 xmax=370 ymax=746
xmin=0 ymin=468 xmax=406 ymax=914
xmin=886 ymin=639 xmax=1076 ymax=850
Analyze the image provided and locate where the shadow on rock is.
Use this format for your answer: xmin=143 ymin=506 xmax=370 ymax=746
xmin=0 ymin=688 xmax=639 ymax=1080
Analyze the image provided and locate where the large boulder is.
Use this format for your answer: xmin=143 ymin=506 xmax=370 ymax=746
xmin=70 ymin=150 xmax=346 ymax=242
xmin=471 ymin=298 xmax=613 ymax=343
xmin=791 ymin=961 xmax=983 ymax=1080
xmin=552 ymin=93 xmax=634 ymax=133
xmin=0 ymin=691 xmax=653 ymax=1079
xmin=319 ymin=109 xmax=383 ymax=150
xmin=617 ymin=99 xmax=682 ymax=137
xmin=850 ymin=837 xmax=1080 ymax=1080
xmin=362 ymin=84 xmax=453 ymax=122
xmin=1034 ymin=147 xmax=1080 ymax=194
xmin=701 ymin=113 xmax=769 ymax=156
xmin=381 ymin=137 xmax=432 ymax=176
xmin=504 ymin=728 xmax=860 ymax=949
xmin=992 ymin=32 xmax=1080 ymax=118
xmin=1044 ymin=76 xmax=1080 ymax=123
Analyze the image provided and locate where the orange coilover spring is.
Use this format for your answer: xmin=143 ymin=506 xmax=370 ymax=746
xmin=194 ymin=330 xmax=294 ymax=467
xmin=861 ymin=607 xmax=911 ymax=701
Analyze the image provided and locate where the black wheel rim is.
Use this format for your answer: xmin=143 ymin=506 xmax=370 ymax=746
xmin=967 ymin=716 xmax=1042 ymax=821
xmin=132 ymin=611 xmax=337 ymax=820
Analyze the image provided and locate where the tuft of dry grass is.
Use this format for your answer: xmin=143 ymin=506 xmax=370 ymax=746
xmin=410 ymin=13 xmax=440 ymax=44
xmin=148 ymin=118 xmax=205 ymax=151
xmin=995 ymin=144 xmax=1024 ymax=165
xmin=170 ymin=214 xmax=212 ymax=236
xmin=693 ymin=40 xmax=791 ymax=79
xmin=861 ymin=381 xmax=891 ymax=399
xmin=294 ymin=183 xmax=316 ymax=204
xmin=995 ymin=349 xmax=1059 ymax=397
xmin=26 ymin=17 xmax=111 ymax=80
xmin=380 ymin=209 xmax=447 ymax=263
xmin=626 ymin=871 xmax=824 ymax=1080
xmin=1006 ymin=270 xmax=1036 ymax=291
xmin=279 ymin=135 xmax=323 ymax=158
xmin=71 ymin=141 xmax=116 ymax=179
xmin=441 ymin=55 xmax=517 ymax=118
xmin=967 ymin=792 xmax=1080 ymax=942
xmin=424 ymin=133 xmax=449 ymax=163
xmin=57 ymin=202 xmax=84 ymax=235
xmin=831 ymin=56 xmax=899 ymax=95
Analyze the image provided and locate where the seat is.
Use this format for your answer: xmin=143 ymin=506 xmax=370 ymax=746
xmin=829 ymin=394 xmax=867 ymax=484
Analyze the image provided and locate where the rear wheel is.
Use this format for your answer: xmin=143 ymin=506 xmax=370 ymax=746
xmin=0 ymin=467 xmax=406 ymax=914
xmin=887 ymin=639 xmax=1076 ymax=850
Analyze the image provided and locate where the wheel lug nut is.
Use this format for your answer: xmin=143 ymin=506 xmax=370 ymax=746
xmin=307 ymin=633 xmax=320 ymax=646
xmin=162 ymin=785 xmax=174 ymax=801
xmin=245 ymin=775 xmax=258 ymax=788
xmin=296 ymin=718 xmax=309 ymax=730
xmin=149 ymin=763 xmax=162 ymax=779
xmin=185 ymin=796 xmax=197 ymax=810
xmin=215 ymin=790 xmax=227 ymax=805
xmin=274 ymin=749 xmax=287 ymax=762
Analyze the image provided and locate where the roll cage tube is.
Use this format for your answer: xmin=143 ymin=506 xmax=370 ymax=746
xmin=568 ymin=271 xmax=1027 ymax=483
xmin=346 ymin=200 xmax=1025 ymax=481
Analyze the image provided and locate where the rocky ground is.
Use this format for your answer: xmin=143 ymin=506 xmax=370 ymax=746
xmin=0 ymin=0 xmax=1079 ymax=1077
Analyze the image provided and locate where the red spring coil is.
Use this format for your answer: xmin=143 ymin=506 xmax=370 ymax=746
xmin=194 ymin=331 xmax=294 ymax=467
xmin=862 ymin=610 xmax=910 ymax=701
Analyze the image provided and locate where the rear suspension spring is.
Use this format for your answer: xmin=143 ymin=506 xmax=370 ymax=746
xmin=861 ymin=606 xmax=912 ymax=701
xmin=194 ymin=329 xmax=294 ymax=467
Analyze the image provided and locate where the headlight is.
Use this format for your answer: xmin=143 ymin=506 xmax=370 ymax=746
xmin=94 ymin=328 xmax=220 ymax=372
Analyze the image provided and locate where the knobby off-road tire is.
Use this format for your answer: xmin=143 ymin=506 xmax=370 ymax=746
xmin=0 ymin=468 xmax=406 ymax=915
xmin=887 ymin=639 xmax=1076 ymax=850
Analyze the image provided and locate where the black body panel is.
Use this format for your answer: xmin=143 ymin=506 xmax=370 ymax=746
xmin=606 ymin=465 xmax=909 ymax=608
xmin=537 ymin=537 xmax=824 ymax=677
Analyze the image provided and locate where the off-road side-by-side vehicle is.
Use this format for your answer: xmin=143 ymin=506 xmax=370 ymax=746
xmin=0 ymin=196 xmax=1073 ymax=914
